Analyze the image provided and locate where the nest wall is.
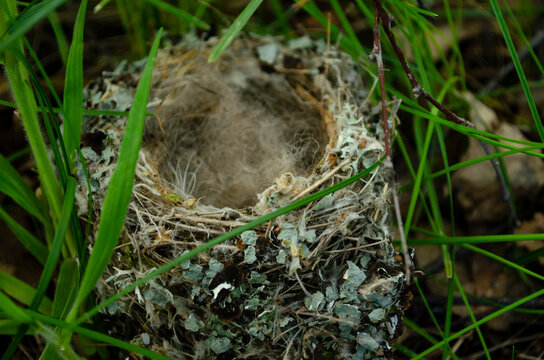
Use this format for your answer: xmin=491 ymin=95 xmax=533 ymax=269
xmin=77 ymin=36 xmax=409 ymax=359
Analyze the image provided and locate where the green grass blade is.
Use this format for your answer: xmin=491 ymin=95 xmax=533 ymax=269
xmin=397 ymin=104 xmax=544 ymax=156
xmin=26 ymin=310 xmax=170 ymax=360
xmin=403 ymin=121 xmax=434 ymax=239
xmin=0 ymin=320 xmax=37 ymax=335
xmin=488 ymin=0 xmax=544 ymax=141
xmin=0 ymin=153 xmax=47 ymax=224
xmin=144 ymin=0 xmax=209 ymax=30
xmin=410 ymin=227 xmax=544 ymax=280
xmin=427 ymin=79 xmax=459 ymax=278
xmin=38 ymin=344 xmax=62 ymax=360
xmin=412 ymin=144 xmax=544 ymax=187
xmin=411 ymin=288 xmax=544 ymax=360
xmin=329 ymin=0 xmax=364 ymax=54
xmin=453 ymin=274 xmax=491 ymax=359
xmin=404 ymin=316 xmax=460 ymax=360
xmin=63 ymin=0 xmax=87 ymax=169
xmin=0 ymin=292 xmax=31 ymax=323
xmin=208 ymin=0 xmax=263 ymax=62
xmin=394 ymin=343 xmax=420 ymax=358
xmin=0 ymin=270 xmax=52 ymax=314
xmin=443 ymin=275 xmax=455 ymax=360
xmin=0 ymin=1 xmax=65 ymax=236
xmin=403 ymin=317 xmax=442 ymax=347
xmin=0 ymin=207 xmax=48 ymax=265
xmin=93 ymin=0 xmax=113 ymax=13
xmin=76 ymin=146 xmax=93 ymax=271
xmin=515 ymin=247 xmax=544 ymax=266
xmin=443 ymin=0 xmax=467 ymax=89
xmin=410 ymin=278 xmax=459 ymax=359
xmin=269 ymin=0 xmax=289 ymax=34
xmin=115 ymin=0 xmax=148 ymax=57
xmin=499 ymin=0 xmax=544 ymax=79
xmin=462 ymin=294 xmax=544 ymax=315
xmin=74 ymin=157 xmax=385 ymax=326
xmin=38 ymin=260 xmax=79 ymax=360
xmin=2 ymin=177 xmax=76 ymax=360
xmin=47 ymin=12 xmax=68 ymax=65
xmin=5 ymin=147 xmax=30 ymax=162
xmin=52 ymin=259 xmax=79 ymax=319
xmin=406 ymin=232 xmax=544 ymax=246
xmin=295 ymin=0 xmax=358 ymax=57
xmin=23 ymin=37 xmax=62 ymax=107
xmin=461 ymin=243 xmax=544 ymax=282
xmin=0 ymin=0 xmax=69 ymax=56
xmin=395 ymin=1 xmax=438 ymax=17
xmin=13 ymin=42 xmax=86 ymax=261
xmin=67 ymin=29 xmax=163 ymax=320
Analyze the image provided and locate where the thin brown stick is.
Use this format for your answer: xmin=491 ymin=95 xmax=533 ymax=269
xmin=374 ymin=1 xmax=474 ymax=129
xmin=370 ymin=5 xmax=391 ymax=159
xmin=371 ymin=0 xmax=413 ymax=284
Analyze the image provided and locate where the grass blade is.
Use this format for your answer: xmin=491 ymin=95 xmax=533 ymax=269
xmin=47 ymin=12 xmax=68 ymax=65
xmin=2 ymin=177 xmax=76 ymax=360
xmin=453 ymin=274 xmax=491 ymax=359
xmin=403 ymin=319 xmax=439 ymax=355
xmin=26 ymin=310 xmax=170 ymax=360
xmin=0 ymin=292 xmax=31 ymax=323
xmin=329 ymin=0 xmax=365 ymax=54
xmin=410 ymin=144 xmax=544 ymax=186
xmin=397 ymin=103 xmax=544 ymax=156
xmin=295 ymin=0 xmax=358 ymax=57
xmin=23 ymin=37 xmax=62 ymax=107
xmin=0 ymin=0 xmax=69 ymax=56
xmin=63 ymin=0 xmax=87 ymax=168
xmin=0 ymin=270 xmax=52 ymax=314
xmin=0 ymin=207 xmax=48 ymax=265
xmin=208 ymin=0 xmax=263 ymax=62
xmin=67 ymin=29 xmax=163 ymax=320
xmin=488 ymin=0 xmax=544 ymax=141
xmin=411 ymin=288 xmax=544 ymax=360
xmin=461 ymin=243 xmax=544 ymax=282
xmin=403 ymin=120 xmax=434 ymax=241
xmin=52 ymin=259 xmax=79 ymax=319
xmin=406 ymin=232 xmax=544 ymax=246
xmin=0 ymin=153 xmax=47 ymax=224
xmin=0 ymin=1 xmax=65 ymax=236
xmin=144 ymin=0 xmax=209 ymax=30
xmin=0 ymin=320 xmax=37 ymax=335
xmin=38 ymin=260 xmax=79 ymax=360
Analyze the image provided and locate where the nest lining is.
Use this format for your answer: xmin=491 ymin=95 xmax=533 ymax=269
xmin=145 ymin=44 xmax=329 ymax=208
xmin=78 ymin=35 xmax=409 ymax=360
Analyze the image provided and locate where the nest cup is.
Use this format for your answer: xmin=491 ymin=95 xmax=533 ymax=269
xmin=79 ymin=36 xmax=409 ymax=359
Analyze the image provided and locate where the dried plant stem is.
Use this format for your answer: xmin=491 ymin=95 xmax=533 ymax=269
xmin=295 ymin=311 xmax=359 ymax=327
xmin=374 ymin=0 xmax=473 ymax=129
xmin=372 ymin=5 xmax=391 ymax=159
xmin=293 ymin=158 xmax=351 ymax=201
xmin=143 ymin=241 xmax=238 ymax=252
xmin=173 ymin=214 xmax=247 ymax=228
xmin=371 ymin=1 xmax=413 ymax=284
xmin=295 ymin=270 xmax=312 ymax=297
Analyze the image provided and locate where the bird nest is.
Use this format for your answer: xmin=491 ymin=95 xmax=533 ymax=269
xmin=77 ymin=35 xmax=410 ymax=359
